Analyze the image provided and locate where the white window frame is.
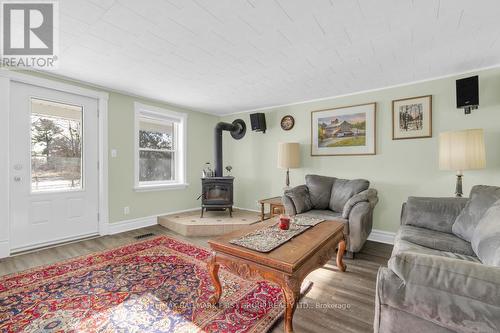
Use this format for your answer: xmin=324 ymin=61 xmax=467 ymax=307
xmin=134 ymin=102 xmax=188 ymax=191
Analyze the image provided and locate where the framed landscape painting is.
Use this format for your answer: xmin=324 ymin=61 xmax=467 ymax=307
xmin=311 ymin=103 xmax=376 ymax=156
xmin=392 ymin=95 xmax=432 ymax=140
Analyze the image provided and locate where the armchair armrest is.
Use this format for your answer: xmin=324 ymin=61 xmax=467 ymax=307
xmin=342 ymin=188 xmax=378 ymax=219
xmin=401 ymin=197 xmax=468 ymax=233
xmin=387 ymin=252 xmax=500 ymax=332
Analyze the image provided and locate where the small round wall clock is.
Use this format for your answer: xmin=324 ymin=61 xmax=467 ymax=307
xmin=280 ymin=115 xmax=295 ymax=131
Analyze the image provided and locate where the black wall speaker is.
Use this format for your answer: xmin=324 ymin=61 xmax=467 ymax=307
xmin=456 ymin=76 xmax=479 ymax=114
xmin=250 ymin=113 xmax=266 ymax=133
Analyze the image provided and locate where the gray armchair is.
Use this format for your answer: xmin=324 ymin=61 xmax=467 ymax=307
xmin=282 ymin=174 xmax=378 ymax=257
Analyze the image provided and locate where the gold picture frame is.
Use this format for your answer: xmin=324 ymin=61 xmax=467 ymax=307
xmin=311 ymin=102 xmax=377 ymax=156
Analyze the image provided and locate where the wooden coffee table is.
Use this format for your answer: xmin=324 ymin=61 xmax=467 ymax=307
xmin=207 ymin=218 xmax=346 ymax=333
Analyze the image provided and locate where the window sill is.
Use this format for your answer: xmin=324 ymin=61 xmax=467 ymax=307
xmin=134 ymin=183 xmax=189 ymax=192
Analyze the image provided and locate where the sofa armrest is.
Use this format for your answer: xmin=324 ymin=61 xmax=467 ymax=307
xmin=384 ymin=253 xmax=500 ymax=332
xmin=389 ymin=252 xmax=500 ymax=302
xmin=282 ymin=195 xmax=296 ymax=216
xmin=401 ymin=196 xmax=468 ymax=233
xmin=342 ymin=188 xmax=378 ymax=219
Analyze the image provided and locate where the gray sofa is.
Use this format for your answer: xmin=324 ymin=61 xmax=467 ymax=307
xmin=282 ymin=174 xmax=378 ymax=256
xmin=375 ymin=185 xmax=500 ymax=333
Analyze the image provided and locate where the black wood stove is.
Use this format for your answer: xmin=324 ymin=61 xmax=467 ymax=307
xmin=200 ymin=176 xmax=234 ymax=217
xmin=200 ymin=119 xmax=246 ymax=217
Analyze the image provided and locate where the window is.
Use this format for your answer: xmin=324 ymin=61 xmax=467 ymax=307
xmin=134 ymin=103 xmax=187 ymax=190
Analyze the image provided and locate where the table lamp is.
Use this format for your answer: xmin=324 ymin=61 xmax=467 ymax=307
xmin=277 ymin=142 xmax=300 ymax=188
xmin=439 ymin=129 xmax=486 ymax=197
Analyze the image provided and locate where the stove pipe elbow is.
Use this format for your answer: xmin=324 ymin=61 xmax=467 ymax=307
xmin=214 ymin=119 xmax=246 ymax=177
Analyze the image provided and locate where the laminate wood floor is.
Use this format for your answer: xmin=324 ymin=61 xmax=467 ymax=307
xmin=0 ymin=224 xmax=393 ymax=333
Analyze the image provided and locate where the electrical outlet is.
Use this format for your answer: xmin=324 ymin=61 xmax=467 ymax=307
xmin=124 ymin=206 xmax=130 ymax=215
xmin=111 ymin=149 xmax=118 ymax=158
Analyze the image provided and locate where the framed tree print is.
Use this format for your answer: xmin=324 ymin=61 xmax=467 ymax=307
xmin=392 ymin=95 xmax=432 ymax=140
xmin=311 ymin=102 xmax=376 ymax=156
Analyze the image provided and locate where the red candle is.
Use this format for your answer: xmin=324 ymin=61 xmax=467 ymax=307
xmin=279 ymin=215 xmax=290 ymax=230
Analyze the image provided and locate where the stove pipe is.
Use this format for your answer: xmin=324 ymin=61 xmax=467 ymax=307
xmin=214 ymin=119 xmax=246 ymax=177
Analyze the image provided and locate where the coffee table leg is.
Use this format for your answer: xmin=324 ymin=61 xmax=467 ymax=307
xmin=336 ymin=239 xmax=347 ymax=272
xmin=207 ymin=256 xmax=222 ymax=305
xmin=260 ymin=203 xmax=265 ymax=221
xmin=280 ymin=278 xmax=300 ymax=333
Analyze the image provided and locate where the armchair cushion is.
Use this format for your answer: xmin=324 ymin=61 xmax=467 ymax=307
xmin=329 ymin=178 xmax=369 ymax=213
xmin=305 ymin=174 xmax=335 ymax=209
xmin=402 ymin=197 xmax=468 ymax=233
xmin=453 ymin=185 xmax=500 ymax=241
xmin=283 ymin=185 xmax=312 ymax=214
xmin=297 ymin=209 xmax=343 ymax=221
xmin=342 ymin=188 xmax=378 ymax=219
xmin=472 ymin=199 xmax=500 ymax=266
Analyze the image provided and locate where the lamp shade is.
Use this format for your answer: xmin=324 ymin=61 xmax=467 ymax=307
xmin=277 ymin=142 xmax=300 ymax=169
xmin=439 ymin=129 xmax=486 ymax=172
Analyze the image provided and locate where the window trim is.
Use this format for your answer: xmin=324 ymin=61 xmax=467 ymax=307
xmin=133 ymin=102 xmax=188 ymax=191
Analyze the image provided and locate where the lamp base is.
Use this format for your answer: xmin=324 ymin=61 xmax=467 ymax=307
xmin=455 ymin=173 xmax=463 ymax=198
xmin=285 ymin=168 xmax=290 ymax=187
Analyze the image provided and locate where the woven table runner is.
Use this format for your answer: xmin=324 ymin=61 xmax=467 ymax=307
xmin=229 ymin=217 xmax=325 ymax=253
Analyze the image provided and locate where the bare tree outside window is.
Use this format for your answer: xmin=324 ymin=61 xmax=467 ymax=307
xmin=31 ymin=98 xmax=83 ymax=191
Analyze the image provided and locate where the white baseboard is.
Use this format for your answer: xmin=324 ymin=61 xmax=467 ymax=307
xmin=0 ymin=240 xmax=9 ymax=258
xmin=368 ymin=229 xmax=396 ymax=245
xmin=107 ymin=207 xmax=199 ymax=235
xmin=107 ymin=216 xmax=158 ymax=235
xmin=233 ymin=206 xmax=260 ymax=213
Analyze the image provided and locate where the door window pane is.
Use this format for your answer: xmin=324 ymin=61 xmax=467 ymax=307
xmin=31 ymin=98 xmax=83 ymax=192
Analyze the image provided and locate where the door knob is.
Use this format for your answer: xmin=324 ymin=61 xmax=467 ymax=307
xmin=13 ymin=176 xmax=21 ymax=182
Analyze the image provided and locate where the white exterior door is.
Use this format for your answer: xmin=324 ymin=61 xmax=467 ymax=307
xmin=10 ymin=82 xmax=99 ymax=251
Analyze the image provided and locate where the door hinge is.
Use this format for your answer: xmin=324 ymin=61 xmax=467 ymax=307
xmin=97 ymin=161 xmax=100 ymax=170
xmin=97 ymin=212 xmax=100 ymax=221
xmin=97 ymin=108 xmax=100 ymax=117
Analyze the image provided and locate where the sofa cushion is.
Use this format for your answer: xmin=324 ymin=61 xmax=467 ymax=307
xmin=453 ymin=185 xmax=500 ymax=241
xmin=329 ymin=178 xmax=369 ymax=213
xmin=284 ymin=185 xmax=312 ymax=214
xmin=471 ymin=199 xmax=500 ymax=266
xmin=305 ymin=174 xmax=335 ymax=209
xmin=402 ymin=197 xmax=468 ymax=233
xmin=395 ymin=226 xmax=476 ymax=258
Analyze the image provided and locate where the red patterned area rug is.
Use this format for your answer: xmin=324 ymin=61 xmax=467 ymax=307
xmin=0 ymin=236 xmax=284 ymax=332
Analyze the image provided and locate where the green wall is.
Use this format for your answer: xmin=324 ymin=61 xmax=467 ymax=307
xmin=107 ymin=93 xmax=217 ymax=222
xmin=221 ymin=67 xmax=500 ymax=232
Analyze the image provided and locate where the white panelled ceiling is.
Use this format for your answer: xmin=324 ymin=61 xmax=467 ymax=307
xmin=52 ymin=0 xmax=500 ymax=114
